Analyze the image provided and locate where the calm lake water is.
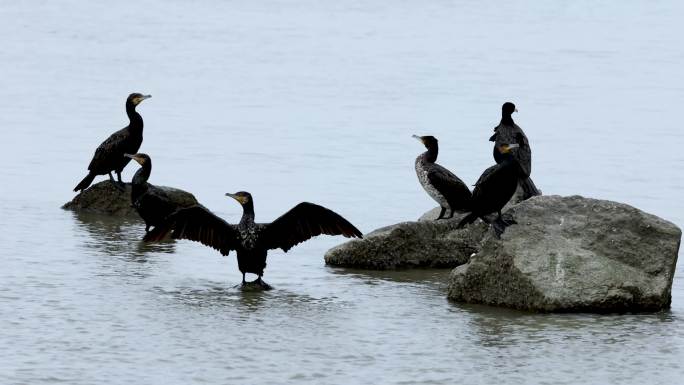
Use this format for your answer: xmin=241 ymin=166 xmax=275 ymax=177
xmin=1 ymin=1 xmax=684 ymax=384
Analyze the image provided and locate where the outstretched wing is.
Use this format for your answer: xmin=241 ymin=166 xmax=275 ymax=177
xmin=143 ymin=205 xmax=240 ymax=256
xmin=427 ymin=164 xmax=471 ymax=211
xmin=260 ymin=202 xmax=363 ymax=252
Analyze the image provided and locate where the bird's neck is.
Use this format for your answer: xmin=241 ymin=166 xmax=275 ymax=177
xmin=130 ymin=164 xmax=150 ymax=201
xmin=501 ymin=113 xmax=514 ymax=126
xmin=132 ymin=163 xmax=151 ymax=185
xmin=500 ymin=154 xmax=518 ymax=168
xmin=423 ymin=145 xmax=438 ymax=163
xmin=126 ymin=102 xmax=143 ymax=131
xmin=240 ymin=202 xmax=256 ymax=224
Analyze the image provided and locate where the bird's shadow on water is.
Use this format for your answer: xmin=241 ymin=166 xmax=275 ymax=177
xmin=70 ymin=211 xmax=177 ymax=260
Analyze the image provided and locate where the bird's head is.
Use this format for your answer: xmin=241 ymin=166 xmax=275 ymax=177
xmin=226 ymin=191 xmax=253 ymax=206
xmin=412 ymin=135 xmax=438 ymax=151
xmin=124 ymin=153 xmax=151 ymax=166
xmin=127 ymin=93 xmax=152 ymax=106
xmin=497 ymin=143 xmax=520 ymax=154
xmin=502 ymin=102 xmax=517 ymax=115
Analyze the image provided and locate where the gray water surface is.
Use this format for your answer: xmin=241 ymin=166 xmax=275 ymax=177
xmin=1 ymin=1 xmax=684 ymax=384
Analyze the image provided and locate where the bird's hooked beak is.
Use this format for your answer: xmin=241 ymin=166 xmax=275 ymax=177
xmin=133 ymin=94 xmax=152 ymax=105
xmin=500 ymin=143 xmax=520 ymax=154
xmin=226 ymin=193 xmax=248 ymax=205
xmin=124 ymin=153 xmax=144 ymax=165
xmin=514 ymin=108 xmax=518 ymax=113
xmin=412 ymin=134 xmax=424 ymax=144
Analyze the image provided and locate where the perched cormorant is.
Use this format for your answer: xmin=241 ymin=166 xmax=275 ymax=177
xmin=413 ymin=135 xmax=471 ymax=219
xmin=144 ymin=192 xmax=363 ymax=288
xmin=124 ymin=153 xmax=198 ymax=233
xmin=457 ymin=143 xmax=521 ymax=237
xmin=489 ymin=102 xmax=541 ymax=200
xmin=73 ymin=93 xmax=151 ymax=192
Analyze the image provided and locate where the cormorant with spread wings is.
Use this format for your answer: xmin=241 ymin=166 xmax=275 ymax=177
xmin=144 ymin=191 xmax=363 ymax=288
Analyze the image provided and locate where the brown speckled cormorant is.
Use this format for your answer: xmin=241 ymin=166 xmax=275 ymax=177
xmin=457 ymin=143 xmax=521 ymax=237
xmin=489 ymin=102 xmax=541 ymax=200
xmin=144 ymin=192 xmax=363 ymax=288
xmin=413 ymin=135 xmax=471 ymax=219
xmin=125 ymin=153 xmax=198 ymax=234
xmin=73 ymin=93 xmax=151 ymax=192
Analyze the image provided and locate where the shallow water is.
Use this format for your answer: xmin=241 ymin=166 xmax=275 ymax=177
xmin=1 ymin=1 xmax=684 ymax=384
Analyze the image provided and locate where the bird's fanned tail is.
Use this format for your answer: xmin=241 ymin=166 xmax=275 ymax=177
xmin=456 ymin=212 xmax=479 ymax=229
xmin=74 ymin=172 xmax=96 ymax=192
xmin=519 ymin=177 xmax=541 ymax=200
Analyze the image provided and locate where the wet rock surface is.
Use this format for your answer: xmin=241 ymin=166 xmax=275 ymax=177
xmin=447 ymin=195 xmax=681 ymax=312
xmin=324 ymin=214 xmax=489 ymax=270
xmin=62 ymin=180 xmax=197 ymax=216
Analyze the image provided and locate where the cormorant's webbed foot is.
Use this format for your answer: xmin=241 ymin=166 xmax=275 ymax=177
xmin=255 ymin=277 xmax=273 ymax=290
xmin=237 ymin=276 xmax=273 ymax=291
xmin=112 ymin=181 xmax=126 ymax=192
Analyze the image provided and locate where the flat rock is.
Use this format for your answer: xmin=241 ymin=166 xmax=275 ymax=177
xmin=447 ymin=195 xmax=681 ymax=312
xmin=324 ymin=214 xmax=489 ymax=270
xmin=62 ymin=180 xmax=197 ymax=216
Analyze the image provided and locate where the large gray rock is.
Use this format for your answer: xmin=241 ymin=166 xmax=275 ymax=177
xmin=62 ymin=180 xmax=197 ymax=216
xmin=324 ymin=214 xmax=489 ymax=270
xmin=448 ymin=195 xmax=681 ymax=312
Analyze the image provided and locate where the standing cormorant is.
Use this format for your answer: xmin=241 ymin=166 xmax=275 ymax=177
xmin=124 ymin=153 xmax=198 ymax=233
xmin=457 ymin=143 xmax=521 ymax=237
xmin=413 ymin=135 xmax=471 ymax=219
xmin=489 ymin=102 xmax=541 ymax=200
xmin=73 ymin=93 xmax=151 ymax=192
xmin=144 ymin=191 xmax=363 ymax=288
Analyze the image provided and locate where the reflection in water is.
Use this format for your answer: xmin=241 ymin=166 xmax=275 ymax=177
xmin=70 ymin=210 xmax=177 ymax=259
xmin=326 ymin=266 xmax=450 ymax=287
xmin=456 ymin=302 xmax=679 ymax=348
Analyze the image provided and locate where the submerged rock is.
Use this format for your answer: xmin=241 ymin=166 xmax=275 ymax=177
xmin=62 ymin=180 xmax=197 ymax=216
xmin=447 ymin=195 xmax=681 ymax=312
xmin=324 ymin=215 xmax=488 ymax=270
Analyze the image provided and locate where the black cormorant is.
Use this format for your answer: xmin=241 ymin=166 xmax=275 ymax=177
xmin=73 ymin=93 xmax=151 ymax=192
xmin=457 ymin=143 xmax=521 ymax=237
xmin=125 ymin=153 xmax=198 ymax=233
xmin=413 ymin=135 xmax=471 ymax=219
xmin=144 ymin=191 xmax=363 ymax=288
xmin=489 ymin=102 xmax=541 ymax=200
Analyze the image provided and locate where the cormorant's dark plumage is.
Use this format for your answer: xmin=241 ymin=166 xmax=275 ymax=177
xmin=144 ymin=192 xmax=363 ymax=288
xmin=413 ymin=135 xmax=471 ymax=219
xmin=125 ymin=153 xmax=197 ymax=233
xmin=73 ymin=93 xmax=151 ymax=192
xmin=457 ymin=143 xmax=521 ymax=237
xmin=489 ymin=102 xmax=541 ymax=200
